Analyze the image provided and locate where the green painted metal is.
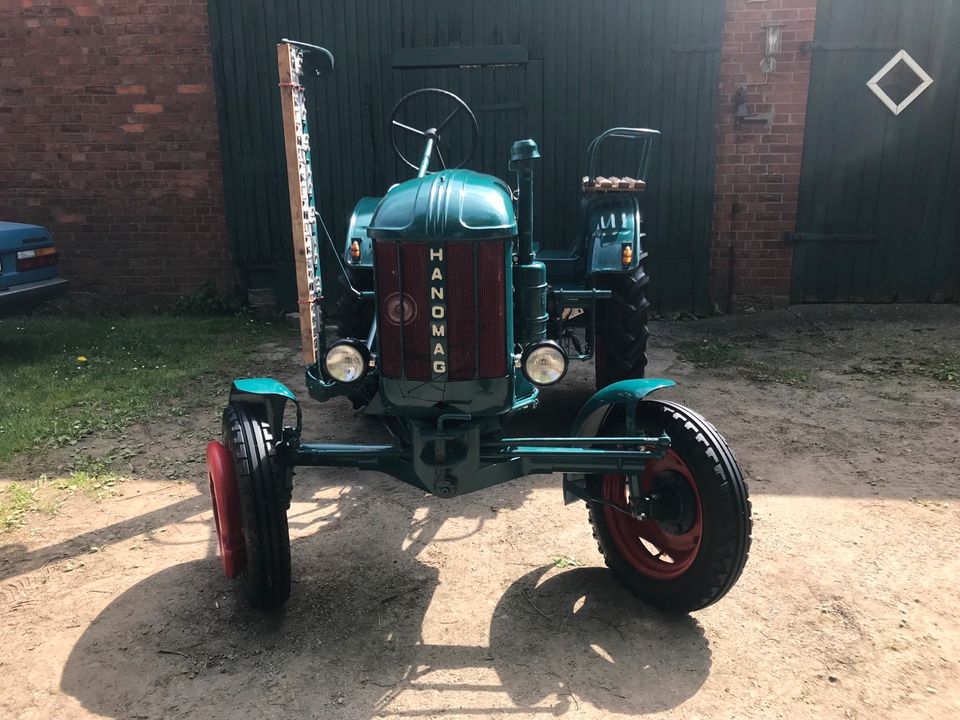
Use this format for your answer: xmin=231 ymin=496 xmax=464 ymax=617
xmin=343 ymin=196 xmax=381 ymax=268
xmin=584 ymin=195 xmax=644 ymax=274
xmin=379 ymin=376 xmax=527 ymax=419
xmin=229 ymin=378 xmax=300 ymax=439
xmin=509 ymin=138 xmax=548 ymax=344
xmin=513 ymin=261 xmax=548 ymax=344
xmin=571 ymin=378 xmax=676 ymax=437
xmin=283 ymin=429 xmax=670 ymax=498
xmin=367 ymin=170 xmax=516 ymax=240
xmin=792 ymin=0 xmax=960 ymax=302
xmin=206 ymin=0 xmax=724 ymax=313
xmin=231 ymin=378 xmax=296 ymax=402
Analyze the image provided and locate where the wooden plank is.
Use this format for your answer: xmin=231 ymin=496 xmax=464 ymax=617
xmin=901 ymin=0 xmax=958 ymax=301
xmin=392 ymin=44 xmax=529 ymax=69
xmin=792 ymin=0 xmax=835 ymax=301
xmin=277 ymin=43 xmax=321 ymax=365
xmin=845 ymin=0 xmax=885 ymax=302
xmin=879 ymin=2 xmax=931 ymax=301
xmin=928 ymin=1 xmax=960 ymax=301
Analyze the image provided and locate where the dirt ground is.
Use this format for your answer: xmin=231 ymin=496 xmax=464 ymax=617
xmin=1 ymin=304 xmax=959 ymax=720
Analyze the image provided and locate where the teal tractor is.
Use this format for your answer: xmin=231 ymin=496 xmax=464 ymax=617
xmin=205 ymin=41 xmax=751 ymax=613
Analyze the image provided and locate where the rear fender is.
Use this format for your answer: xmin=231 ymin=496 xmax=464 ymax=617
xmin=582 ymin=193 xmax=645 ymax=276
xmin=229 ymin=378 xmax=301 ymax=440
xmin=563 ymin=378 xmax=675 ymax=503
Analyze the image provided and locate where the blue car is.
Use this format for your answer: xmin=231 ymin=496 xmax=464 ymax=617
xmin=0 ymin=221 xmax=69 ymax=318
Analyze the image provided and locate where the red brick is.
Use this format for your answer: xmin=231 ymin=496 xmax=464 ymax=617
xmin=0 ymin=0 xmax=230 ymax=303
xmin=709 ymin=0 xmax=816 ymax=303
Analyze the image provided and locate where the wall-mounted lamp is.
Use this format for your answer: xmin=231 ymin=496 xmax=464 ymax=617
xmin=760 ymin=23 xmax=784 ymax=73
xmin=763 ymin=24 xmax=783 ymax=55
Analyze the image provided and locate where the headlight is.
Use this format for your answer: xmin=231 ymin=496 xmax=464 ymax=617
xmin=522 ymin=341 xmax=568 ymax=386
xmin=324 ymin=340 xmax=369 ymax=384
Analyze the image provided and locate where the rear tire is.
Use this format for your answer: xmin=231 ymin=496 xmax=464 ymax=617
xmin=594 ymin=261 xmax=650 ymax=389
xmin=587 ymin=400 xmax=751 ymax=612
xmin=222 ymin=403 xmax=291 ymax=610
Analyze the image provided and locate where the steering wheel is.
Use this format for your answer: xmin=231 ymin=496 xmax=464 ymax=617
xmin=389 ymin=88 xmax=480 ymax=173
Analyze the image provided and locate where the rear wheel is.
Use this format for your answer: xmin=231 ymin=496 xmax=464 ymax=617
xmin=594 ymin=261 xmax=650 ymax=389
xmin=587 ymin=400 xmax=751 ymax=612
xmin=222 ymin=403 xmax=291 ymax=610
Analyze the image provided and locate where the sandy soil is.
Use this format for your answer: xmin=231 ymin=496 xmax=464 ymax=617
xmin=1 ymin=304 xmax=958 ymax=720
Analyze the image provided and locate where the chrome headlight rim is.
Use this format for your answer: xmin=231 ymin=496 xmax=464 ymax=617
xmin=521 ymin=340 xmax=568 ymax=386
xmin=323 ymin=339 xmax=370 ymax=385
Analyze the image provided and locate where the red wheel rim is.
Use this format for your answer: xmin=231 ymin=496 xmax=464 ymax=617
xmin=206 ymin=441 xmax=246 ymax=579
xmin=601 ymin=450 xmax=702 ymax=580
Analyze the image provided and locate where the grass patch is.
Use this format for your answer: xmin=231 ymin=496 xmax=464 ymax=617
xmin=675 ymin=340 xmax=745 ymax=366
xmin=848 ymin=353 xmax=960 ymax=386
xmin=0 ymin=313 xmax=293 ymax=466
xmin=0 ymin=459 xmax=126 ymax=531
xmin=56 ymin=455 xmax=125 ymax=500
xmin=0 ymin=481 xmax=42 ymax=530
xmin=676 ymin=340 xmax=808 ymax=386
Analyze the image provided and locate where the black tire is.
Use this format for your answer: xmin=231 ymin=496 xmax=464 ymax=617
xmin=336 ymin=267 xmax=374 ymax=341
xmin=222 ymin=403 xmax=291 ymax=610
xmin=594 ymin=261 xmax=650 ymax=390
xmin=587 ymin=400 xmax=751 ymax=612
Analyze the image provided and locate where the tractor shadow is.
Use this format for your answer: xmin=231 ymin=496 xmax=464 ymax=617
xmin=60 ymin=472 xmax=710 ymax=718
xmin=60 ymin=369 xmax=712 ymax=716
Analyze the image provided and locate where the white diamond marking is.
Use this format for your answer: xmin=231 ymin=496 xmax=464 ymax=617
xmin=866 ymin=49 xmax=934 ymax=116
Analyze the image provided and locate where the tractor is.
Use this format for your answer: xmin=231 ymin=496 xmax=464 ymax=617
xmin=205 ymin=40 xmax=751 ymax=613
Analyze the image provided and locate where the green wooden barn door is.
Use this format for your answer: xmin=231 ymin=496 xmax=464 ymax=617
xmin=208 ymin=0 xmax=724 ymax=313
xmin=792 ymin=0 xmax=960 ymax=303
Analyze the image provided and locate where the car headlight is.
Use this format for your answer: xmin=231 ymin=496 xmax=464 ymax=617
xmin=324 ymin=340 xmax=369 ymax=384
xmin=522 ymin=341 xmax=568 ymax=386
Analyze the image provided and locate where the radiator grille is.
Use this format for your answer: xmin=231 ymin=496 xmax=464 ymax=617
xmin=374 ymin=239 xmax=507 ymax=381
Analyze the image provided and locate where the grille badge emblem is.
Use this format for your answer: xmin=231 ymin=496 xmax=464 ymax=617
xmin=429 ymin=243 xmax=448 ymax=379
xmin=383 ymin=292 xmax=417 ymax=325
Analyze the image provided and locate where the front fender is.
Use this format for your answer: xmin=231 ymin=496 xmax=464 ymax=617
xmin=229 ymin=378 xmax=301 ymax=441
xmin=564 ymin=378 xmax=675 ymax=503
xmin=571 ymin=378 xmax=675 ymax=437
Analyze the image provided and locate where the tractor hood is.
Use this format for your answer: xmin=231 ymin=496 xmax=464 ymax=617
xmin=367 ymin=169 xmax=516 ymax=240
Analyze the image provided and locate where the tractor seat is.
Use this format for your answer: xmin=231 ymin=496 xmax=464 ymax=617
xmin=581 ymin=176 xmax=646 ymax=193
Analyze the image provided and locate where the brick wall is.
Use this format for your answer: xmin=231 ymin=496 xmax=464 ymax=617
xmin=711 ymin=0 xmax=818 ymax=306
xmin=0 ymin=0 xmax=231 ymax=304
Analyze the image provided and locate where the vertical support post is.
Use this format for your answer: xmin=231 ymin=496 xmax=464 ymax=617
xmin=277 ymin=42 xmax=324 ymax=366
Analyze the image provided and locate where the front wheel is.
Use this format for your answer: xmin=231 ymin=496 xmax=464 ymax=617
xmin=587 ymin=400 xmax=751 ymax=612
xmin=222 ymin=403 xmax=292 ymax=610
